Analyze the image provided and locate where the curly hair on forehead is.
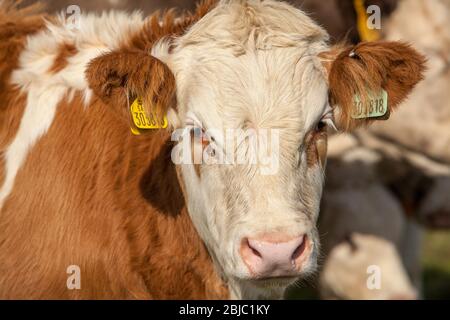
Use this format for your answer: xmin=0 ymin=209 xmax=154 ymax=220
xmin=127 ymin=0 xmax=218 ymax=52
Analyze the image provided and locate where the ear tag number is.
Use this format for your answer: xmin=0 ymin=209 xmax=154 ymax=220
xmin=130 ymin=98 xmax=168 ymax=135
xmin=351 ymin=89 xmax=390 ymax=120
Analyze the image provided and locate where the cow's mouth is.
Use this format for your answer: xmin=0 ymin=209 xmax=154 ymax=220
xmin=249 ymin=275 xmax=300 ymax=288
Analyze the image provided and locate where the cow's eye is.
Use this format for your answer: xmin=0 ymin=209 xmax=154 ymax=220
xmin=202 ymin=131 xmax=221 ymax=160
xmin=201 ymin=130 xmax=211 ymax=148
xmin=193 ymin=127 xmax=212 ymax=149
xmin=316 ymin=108 xmax=336 ymax=132
xmin=316 ymin=120 xmax=327 ymax=132
xmin=194 ymin=128 xmax=218 ymax=160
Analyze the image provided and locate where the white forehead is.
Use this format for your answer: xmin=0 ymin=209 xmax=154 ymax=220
xmin=158 ymin=0 xmax=330 ymax=139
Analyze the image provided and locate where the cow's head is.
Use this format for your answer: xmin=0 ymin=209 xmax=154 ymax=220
xmin=87 ymin=0 xmax=425 ymax=299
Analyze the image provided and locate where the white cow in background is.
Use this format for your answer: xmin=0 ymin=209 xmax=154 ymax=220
xmin=316 ymin=0 xmax=450 ymax=300
xmin=318 ymin=131 xmax=450 ymax=299
xmin=318 ymin=130 xmax=450 ymax=300
xmin=370 ymin=0 xmax=450 ymax=165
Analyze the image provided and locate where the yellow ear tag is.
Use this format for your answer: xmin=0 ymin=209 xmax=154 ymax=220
xmin=129 ymin=98 xmax=168 ymax=135
xmin=354 ymin=0 xmax=381 ymax=42
xmin=352 ymin=89 xmax=390 ymax=120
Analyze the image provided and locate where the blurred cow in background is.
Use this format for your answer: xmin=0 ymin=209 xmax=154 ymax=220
xmin=317 ymin=0 xmax=450 ymax=300
xmin=319 ymin=131 xmax=450 ymax=300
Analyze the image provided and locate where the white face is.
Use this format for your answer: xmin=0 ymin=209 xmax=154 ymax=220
xmin=155 ymin=0 xmax=332 ymax=297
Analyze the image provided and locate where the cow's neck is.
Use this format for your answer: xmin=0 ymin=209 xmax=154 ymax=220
xmin=118 ymin=129 xmax=229 ymax=299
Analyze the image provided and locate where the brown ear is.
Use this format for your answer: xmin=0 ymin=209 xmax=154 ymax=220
xmin=86 ymin=50 xmax=175 ymax=119
xmin=321 ymin=41 xmax=426 ymax=131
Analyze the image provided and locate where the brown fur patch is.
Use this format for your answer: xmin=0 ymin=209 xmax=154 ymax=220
xmin=0 ymin=0 xmax=44 ymax=19
xmin=323 ymin=41 xmax=426 ymax=131
xmin=306 ymin=129 xmax=328 ymax=168
xmin=0 ymin=92 xmax=228 ymax=299
xmin=0 ymin=1 xmax=46 ymax=184
xmin=48 ymin=42 xmax=78 ymax=74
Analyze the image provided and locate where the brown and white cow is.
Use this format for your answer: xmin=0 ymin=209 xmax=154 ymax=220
xmin=0 ymin=0 xmax=425 ymax=299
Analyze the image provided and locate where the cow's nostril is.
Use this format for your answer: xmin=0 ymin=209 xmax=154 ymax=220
xmin=240 ymin=234 xmax=310 ymax=278
xmin=291 ymin=236 xmax=306 ymax=261
xmin=246 ymin=239 xmax=262 ymax=258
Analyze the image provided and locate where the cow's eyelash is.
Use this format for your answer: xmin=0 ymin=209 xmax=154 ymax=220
xmin=185 ymin=113 xmax=220 ymax=146
xmin=187 ymin=124 xmax=216 ymax=149
xmin=317 ymin=107 xmax=337 ymax=131
xmin=319 ymin=117 xmax=337 ymax=131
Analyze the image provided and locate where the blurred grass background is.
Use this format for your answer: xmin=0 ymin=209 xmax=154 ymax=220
xmin=422 ymin=231 xmax=450 ymax=299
